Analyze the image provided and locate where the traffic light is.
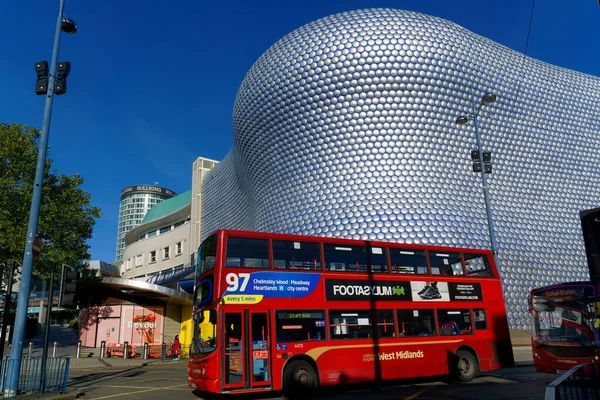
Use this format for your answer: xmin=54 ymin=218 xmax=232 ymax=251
xmin=483 ymin=151 xmax=492 ymax=174
xmin=470 ymin=150 xmax=492 ymax=174
xmin=470 ymin=150 xmax=482 ymax=172
xmin=55 ymin=62 xmax=70 ymax=95
xmin=59 ymin=265 xmax=80 ymax=309
xmin=35 ymin=61 xmax=49 ymax=95
xmin=33 ymin=60 xmax=71 ymax=95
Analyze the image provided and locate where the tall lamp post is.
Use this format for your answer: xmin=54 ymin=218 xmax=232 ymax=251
xmin=5 ymin=0 xmax=76 ymax=395
xmin=455 ymin=93 xmax=500 ymax=264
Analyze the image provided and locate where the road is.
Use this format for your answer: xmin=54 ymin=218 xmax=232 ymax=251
xmin=68 ymin=361 xmax=557 ymax=400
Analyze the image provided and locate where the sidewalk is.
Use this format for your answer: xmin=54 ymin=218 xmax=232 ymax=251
xmin=68 ymin=356 xmax=179 ymax=369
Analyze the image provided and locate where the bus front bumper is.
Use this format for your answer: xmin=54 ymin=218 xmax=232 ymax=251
xmin=188 ymin=377 xmax=219 ymax=393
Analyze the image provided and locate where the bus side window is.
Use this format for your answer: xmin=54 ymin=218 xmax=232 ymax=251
xmin=396 ymin=309 xmax=436 ymax=337
xmin=389 ymin=249 xmax=428 ymax=274
xmin=464 ymin=254 xmax=493 ymax=277
xmin=375 ymin=310 xmax=396 ymax=338
xmin=437 ymin=309 xmax=473 ymax=335
xmin=272 ymin=240 xmax=321 ymax=270
xmin=226 ymin=237 xmax=270 ymax=269
xmin=474 ymin=309 xmax=487 ymax=330
xmin=369 ymin=247 xmax=389 ymax=273
xmin=329 ymin=310 xmax=373 ymax=340
xmin=323 ymin=244 xmax=368 ymax=272
xmin=275 ymin=311 xmax=326 ymax=342
xmin=430 ymin=252 xmax=463 ymax=276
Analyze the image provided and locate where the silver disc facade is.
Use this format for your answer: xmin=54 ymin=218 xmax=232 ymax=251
xmin=200 ymin=8 xmax=598 ymax=330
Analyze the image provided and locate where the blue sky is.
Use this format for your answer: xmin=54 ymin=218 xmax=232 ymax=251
xmin=1 ymin=0 xmax=599 ymax=263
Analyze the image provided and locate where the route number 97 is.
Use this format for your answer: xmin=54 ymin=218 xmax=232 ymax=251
xmin=226 ymin=273 xmax=250 ymax=292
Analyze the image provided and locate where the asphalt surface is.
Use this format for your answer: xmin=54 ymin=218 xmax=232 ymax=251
xmin=68 ymin=359 xmax=556 ymax=400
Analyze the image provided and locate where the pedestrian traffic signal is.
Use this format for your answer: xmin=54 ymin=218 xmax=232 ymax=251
xmin=59 ymin=265 xmax=80 ymax=309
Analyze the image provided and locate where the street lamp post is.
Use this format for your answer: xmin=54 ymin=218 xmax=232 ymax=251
xmin=455 ymin=94 xmax=500 ymax=263
xmin=5 ymin=0 xmax=76 ymax=395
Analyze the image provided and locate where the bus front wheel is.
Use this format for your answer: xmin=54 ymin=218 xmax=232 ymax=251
xmin=283 ymin=360 xmax=317 ymax=396
xmin=454 ymin=350 xmax=479 ymax=382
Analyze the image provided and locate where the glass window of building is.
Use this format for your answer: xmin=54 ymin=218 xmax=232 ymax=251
xmin=150 ymin=251 xmax=156 ymax=263
xmin=163 ymin=246 xmax=170 ymax=259
xmin=176 ymin=242 xmax=183 ymax=255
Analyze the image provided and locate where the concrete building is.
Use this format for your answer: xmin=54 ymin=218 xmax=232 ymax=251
xmin=121 ymin=190 xmax=192 ymax=280
xmin=115 ymin=185 xmax=176 ymax=262
xmin=77 ymin=158 xmax=220 ymax=354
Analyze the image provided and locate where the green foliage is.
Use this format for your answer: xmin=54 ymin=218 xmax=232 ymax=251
xmin=0 ymin=123 xmax=102 ymax=278
xmin=69 ymin=319 xmax=79 ymax=331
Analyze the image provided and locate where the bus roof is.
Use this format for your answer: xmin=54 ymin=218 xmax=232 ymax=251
xmin=208 ymin=229 xmax=494 ymax=255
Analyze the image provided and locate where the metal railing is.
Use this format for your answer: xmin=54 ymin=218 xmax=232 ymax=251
xmin=0 ymin=356 xmax=70 ymax=397
xmin=545 ymin=364 xmax=600 ymax=400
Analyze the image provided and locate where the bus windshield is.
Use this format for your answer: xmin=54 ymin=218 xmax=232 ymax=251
xmin=531 ymin=287 xmax=598 ymax=345
xmin=192 ymin=309 xmax=218 ymax=355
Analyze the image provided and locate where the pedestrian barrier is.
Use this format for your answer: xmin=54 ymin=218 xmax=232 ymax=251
xmin=105 ymin=343 xmax=137 ymax=358
xmin=0 ymin=356 xmax=70 ymax=397
xmin=545 ymin=363 xmax=600 ymax=400
xmin=146 ymin=344 xmax=166 ymax=359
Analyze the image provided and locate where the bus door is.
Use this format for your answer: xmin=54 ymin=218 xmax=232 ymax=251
xmin=223 ymin=311 xmax=245 ymax=390
xmin=248 ymin=310 xmax=271 ymax=388
xmin=222 ymin=310 xmax=272 ymax=391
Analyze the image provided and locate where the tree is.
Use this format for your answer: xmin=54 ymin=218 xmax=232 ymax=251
xmin=0 ymin=123 xmax=101 ymax=278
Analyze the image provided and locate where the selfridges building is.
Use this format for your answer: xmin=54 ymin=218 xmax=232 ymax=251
xmin=200 ymin=8 xmax=599 ymax=329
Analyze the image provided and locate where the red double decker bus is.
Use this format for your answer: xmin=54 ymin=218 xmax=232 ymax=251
xmin=188 ymin=230 xmax=514 ymax=395
xmin=529 ymin=281 xmax=600 ymax=374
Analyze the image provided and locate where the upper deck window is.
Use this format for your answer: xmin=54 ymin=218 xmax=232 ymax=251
xmin=226 ymin=237 xmax=270 ymax=268
xmin=197 ymin=234 xmax=217 ymax=275
xmin=323 ymin=243 xmax=368 ymax=272
xmin=430 ymin=252 xmax=464 ymax=276
xmin=368 ymin=246 xmax=388 ymax=273
xmin=464 ymin=253 xmax=493 ymax=277
xmin=389 ymin=248 xmax=428 ymax=274
xmin=272 ymin=240 xmax=321 ymax=270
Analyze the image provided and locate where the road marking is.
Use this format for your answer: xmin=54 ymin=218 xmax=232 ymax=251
xmin=102 ymin=385 xmax=191 ymax=391
xmin=123 ymin=377 xmax=185 ymax=383
xmin=86 ymin=384 xmax=189 ymax=399
xmin=404 ymin=388 xmax=429 ymax=400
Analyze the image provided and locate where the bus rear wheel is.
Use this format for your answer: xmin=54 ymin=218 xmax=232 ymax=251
xmin=283 ymin=360 xmax=317 ymax=397
xmin=454 ymin=350 xmax=479 ymax=382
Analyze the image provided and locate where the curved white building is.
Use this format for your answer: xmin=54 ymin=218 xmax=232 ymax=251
xmin=199 ymin=8 xmax=599 ymax=329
